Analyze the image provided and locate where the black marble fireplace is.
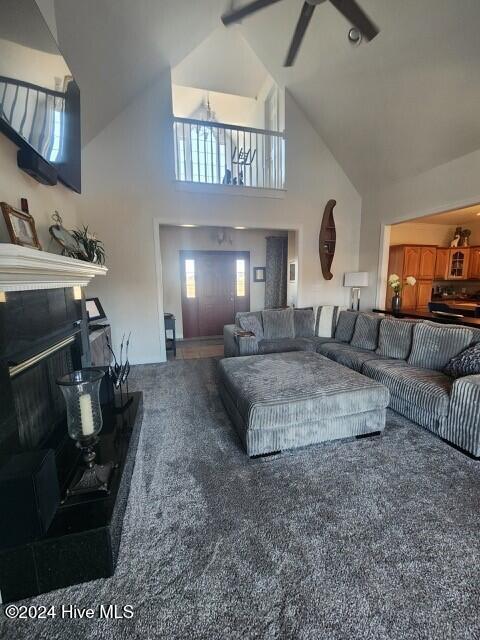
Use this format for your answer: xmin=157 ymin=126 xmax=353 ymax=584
xmin=0 ymin=286 xmax=142 ymax=603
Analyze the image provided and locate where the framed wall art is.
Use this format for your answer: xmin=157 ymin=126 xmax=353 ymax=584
xmin=1 ymin=201 xmax=42 ymax=250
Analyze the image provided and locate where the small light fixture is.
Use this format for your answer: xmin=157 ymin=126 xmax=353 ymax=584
xmin=234 ymin=226 xmax=246 ymax=230
xmin=348 ymin=27 xmax=362 ymax=46
xmin=180 ymin=224 xmax=197 ymax=228
xmin=73 ymin=286 xmax=82 ymax=301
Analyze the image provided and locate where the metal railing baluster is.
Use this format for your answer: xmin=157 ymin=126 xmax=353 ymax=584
xmin=19 ymin=88 xmax=29 ymax=137
xmin=171 ymin=116 xmax=284 ymax=189
xmin=196 ymin=124 xmax=200 ymax=182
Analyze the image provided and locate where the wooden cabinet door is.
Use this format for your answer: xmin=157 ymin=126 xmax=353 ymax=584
xmin=447 ymin=248 xmax=470 ymax=280
xmin=419 ymin=247 xmax=436 ymax=279
xmin=416 ymin=281 xmax=433 ymax=309
xmin=435 ymin=248 xmax=449 ymax=279
xmin=402 ymin=282 xmax=417 ymax=309
xmin=403 ymin=246 xmax=420 ymax=278
xmin=469 ymin=247 xmax=480 ymax=279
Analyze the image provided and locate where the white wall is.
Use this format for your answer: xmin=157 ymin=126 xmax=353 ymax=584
xmin=389 ymin=222 xmax=455 ymax=247
xmin=360 ymin=148 xmax=480 ymax=309
xmin=0 ymin=40 xmax=69 ymax=91
xmin=389 ymin=220 xmax=480 ymax=247
xmin=172 ymin=85 xmax=262 ymax=129
xmin=0 ymin=133 xmax=79 ymax=249
xmin=160 ymin=225 xmax=287 ymax=338
xmin=79 ymin=68 xmax=361 ymax=364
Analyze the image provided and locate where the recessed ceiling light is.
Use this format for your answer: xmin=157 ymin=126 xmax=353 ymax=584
xmin=234 ymin=226 xmax=246 ymax=230
xmin=180 ymin=224 xmax=196 ymax=227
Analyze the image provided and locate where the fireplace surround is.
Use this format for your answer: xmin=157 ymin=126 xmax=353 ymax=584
xmin=0 ymin=245 xmax=143 ymax=602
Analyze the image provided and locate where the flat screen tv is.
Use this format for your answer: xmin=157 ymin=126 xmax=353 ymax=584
xmin=0 ymin=0 xmax=81 ymax=192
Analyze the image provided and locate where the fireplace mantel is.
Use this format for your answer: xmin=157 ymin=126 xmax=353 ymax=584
xmin=0 ymin=244 xmax=108 ymax=292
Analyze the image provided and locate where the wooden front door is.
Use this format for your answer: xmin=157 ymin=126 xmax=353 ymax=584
xmin=180 ymin=251 xmax=250 ymax=338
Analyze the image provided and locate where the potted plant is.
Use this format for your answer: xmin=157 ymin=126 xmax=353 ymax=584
xmin=388 ymin=274 xmax=416 ymax=315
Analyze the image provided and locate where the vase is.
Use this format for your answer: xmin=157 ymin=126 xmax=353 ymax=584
xmin=57 ymin=369 xmax=114 ymax=497
xmin=392 ymin=293 xmax=402 ymax=316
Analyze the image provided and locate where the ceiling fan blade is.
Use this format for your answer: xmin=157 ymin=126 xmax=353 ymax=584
xmin=329 ymin=0 xmax=379 ymax=41
xmin=221 ymin=0 xmax=283 ymax=26
xmin=284 ymin=2 xmax=315 ymax=67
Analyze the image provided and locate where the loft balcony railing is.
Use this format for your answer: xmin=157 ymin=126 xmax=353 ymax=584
xmin=173 ymin=116 xmax=285 ymax=190
xmin=0 ymin=76 xmax=65 ymax=162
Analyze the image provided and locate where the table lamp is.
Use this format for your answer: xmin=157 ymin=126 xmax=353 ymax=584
xmin=344 ymin=272 xmax=369 ymax=310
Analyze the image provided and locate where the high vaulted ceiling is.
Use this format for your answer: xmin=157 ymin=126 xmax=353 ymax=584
xmin=172 ymin=26 xmax=269 ymax=99
xmin=52 ymin=0 xmax=480 ymax=193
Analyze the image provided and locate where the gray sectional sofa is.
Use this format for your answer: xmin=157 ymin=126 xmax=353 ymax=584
xmin=222 ymin=307 xmax=480 ymax=457
xmin=223 ymin=307 xmax=339 ymax=358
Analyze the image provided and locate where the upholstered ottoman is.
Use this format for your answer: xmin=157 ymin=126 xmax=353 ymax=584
xmin=218 ymin=351 xmax=390 ymax=457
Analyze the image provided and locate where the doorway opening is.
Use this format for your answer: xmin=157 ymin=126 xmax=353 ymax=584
xmin=159 ymin=225 xmax=297 ymax=349
xmin=380 ymin=203 xmax=480 ymax=316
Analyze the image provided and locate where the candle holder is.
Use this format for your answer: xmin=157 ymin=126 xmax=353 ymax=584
xmin=57 ymin=369 xmax=114 ymax=498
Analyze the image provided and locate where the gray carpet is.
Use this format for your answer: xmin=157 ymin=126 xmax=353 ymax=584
xmin=2 ymin=358 xmax=480 ymax=639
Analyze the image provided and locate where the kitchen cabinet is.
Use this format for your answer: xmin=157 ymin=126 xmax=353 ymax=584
xmin=447 ymin=248 xmax=470 ymax=280
xmin=386 ymin=244 xmax=436 ymax=310
xmin=469 ymin=247 xmax=480 ymax=279
xmin=435 ymin=248 xmax=449 ymax=279
xmin=403 ymin=246 xmax=420 ymax=278
xmin=419 ymin=247 xmax=437 ymax=279
xmin=416 ymin=281 xmax=434 ymax=309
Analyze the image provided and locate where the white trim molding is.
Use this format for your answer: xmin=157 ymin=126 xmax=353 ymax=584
xmin=0 ymin=244 xmax=108 ymax=292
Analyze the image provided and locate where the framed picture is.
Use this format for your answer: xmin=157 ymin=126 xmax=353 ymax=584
xmin=1 ymin=202 xmax=42 ymax=250
xmin=85 ymin=297 xmax=107 ymax=322
xmin=253 ymin=266 xmax=266 ymax=282
xmin=289 ymin=261 xmax=297 ymax=282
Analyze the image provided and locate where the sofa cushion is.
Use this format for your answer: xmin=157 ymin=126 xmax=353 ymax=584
xmin=444 ymin=342 xmax=480 ymax=379
xmin=350 ymin=313 xmax=382 ymax=351
xmin=376 ymin=318 xmax=418 ymax=360
xmin=318 ymin=342 xmax=383 ymax=373
xmin=408 ymin=321 xmax=473 ymax=371
xmin=238 ymin=314 xmax=264 ymax=339
xmin=315 ymin=305 xmax=348 ymax=337
xmin=294 ymin=308 xmax=315 ymax=338
xmin=236 ymin=311 xmax=262 ymax=328
xmin=258 ymin=337 xmax=316 ymax=355
xmin=262 ymin=308 xmax=295 ymax=340
xmin=334 ymin=310 xmax=358 ymax=343
xmin=470 ymin=327 xmax=480 ymax=345
xmin=363 ymin=361 xmax=452 ymax=418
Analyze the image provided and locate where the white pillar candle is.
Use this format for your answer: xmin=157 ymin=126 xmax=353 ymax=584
xmin=79 ymin=393 xmax=95 ymax=436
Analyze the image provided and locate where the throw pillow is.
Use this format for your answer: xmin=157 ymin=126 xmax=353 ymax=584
xmin=294 ymin=308 xmax=315 ymax=338
xmin=334 ymin=311 xmax=358 ymax=343
xmin=408 ymin=321 xmax=473 ymax=371
xmin=315 ymin=305 xmax=347 ymax=337
xmin=262 ymin=308 xmax=295 ymax=340
xmin=376 ymin=318 xmax=416 ymax=360
xmin=350 ymin=313 xmax=382 ymax=351
xmin=238 ymin=314 xmax=264 ymax=339
xmin=444 ymin=342 xmax=480 ymax=379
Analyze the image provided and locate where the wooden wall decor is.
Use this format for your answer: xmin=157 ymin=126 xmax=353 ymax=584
xmin=319 ymin=199 xmax=336 ymax=280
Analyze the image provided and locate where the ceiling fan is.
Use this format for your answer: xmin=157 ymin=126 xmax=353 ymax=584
xmin=221 ymin=0 xmax=379 ymax=67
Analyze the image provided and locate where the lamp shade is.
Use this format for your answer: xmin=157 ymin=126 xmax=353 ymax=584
xmin=344 ymin=271 xmax=369 ymax=287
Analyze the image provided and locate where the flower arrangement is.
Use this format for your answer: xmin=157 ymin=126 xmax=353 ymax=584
xmin=388 ymin=274 xmax=416 ymax=293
